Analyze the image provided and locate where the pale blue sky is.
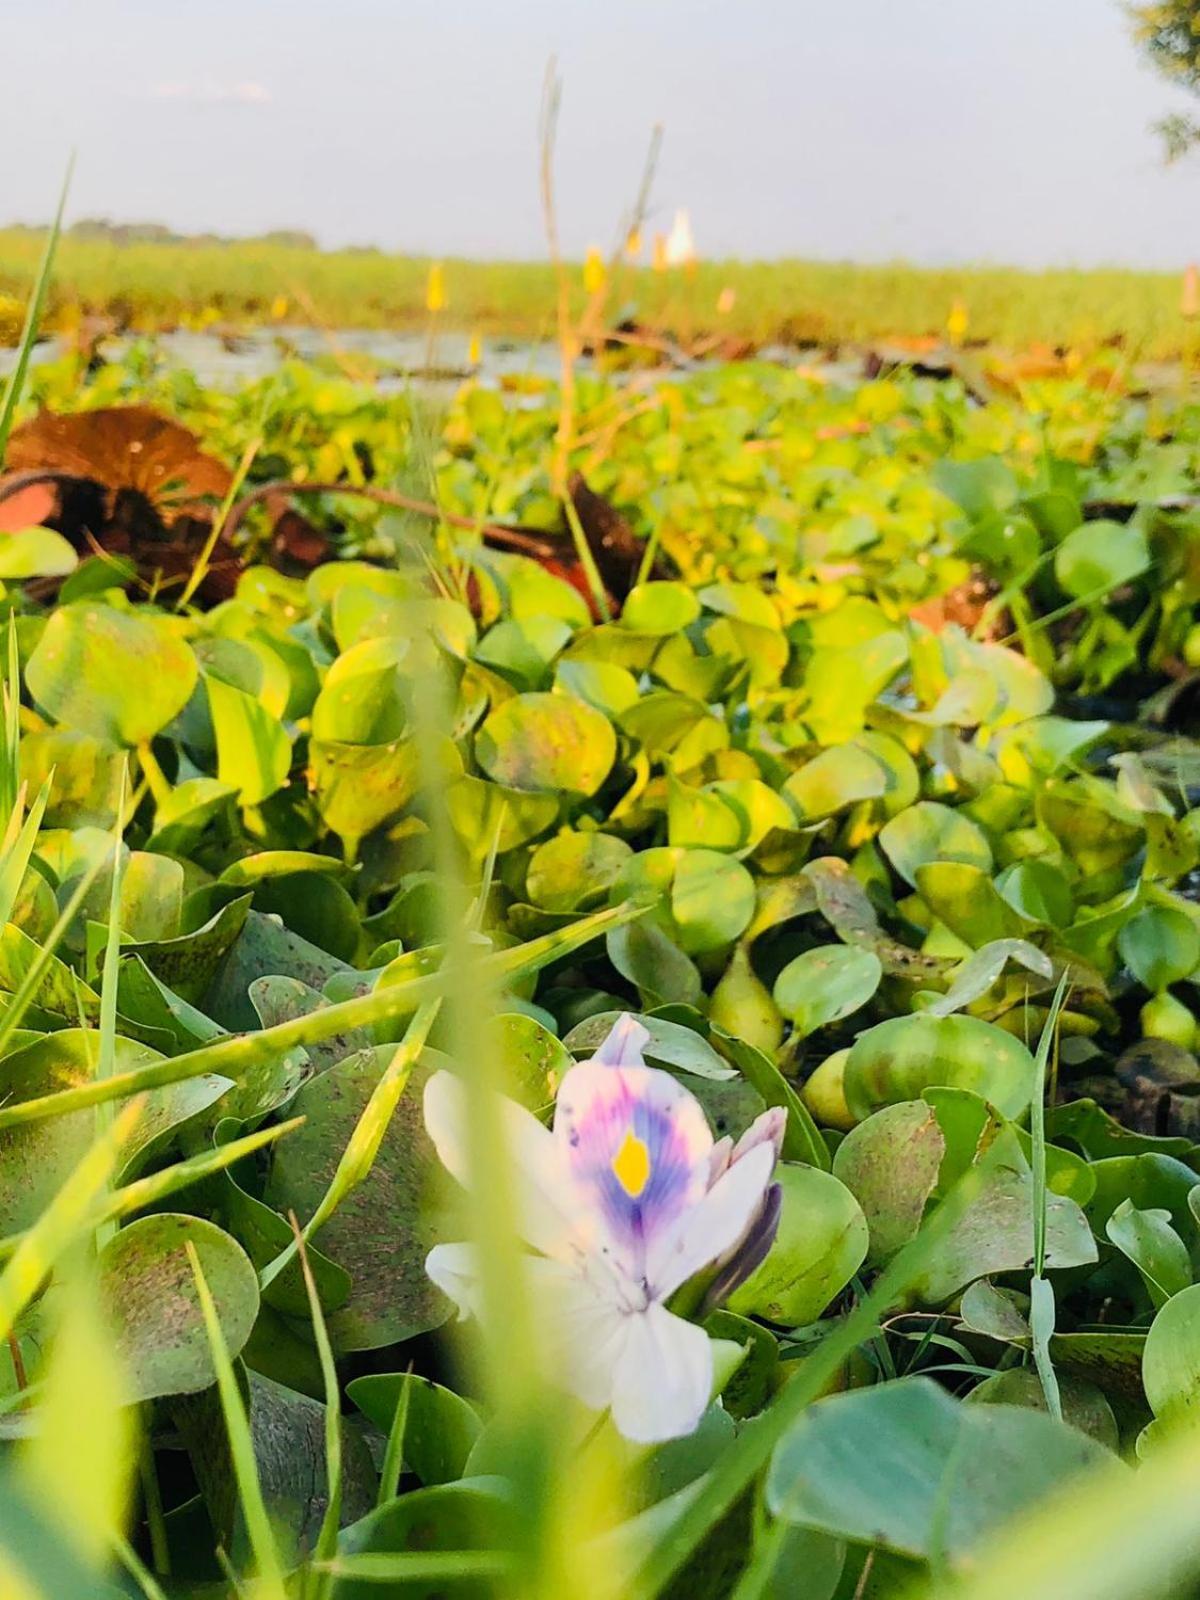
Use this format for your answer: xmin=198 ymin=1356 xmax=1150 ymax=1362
xmin=5 ymin=0 xmax=1200 ymax=266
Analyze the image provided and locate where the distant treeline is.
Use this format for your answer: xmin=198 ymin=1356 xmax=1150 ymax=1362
xmin=5 ymin=219 xmax=329 ymax=251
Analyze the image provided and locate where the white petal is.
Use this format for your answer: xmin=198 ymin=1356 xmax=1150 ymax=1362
xmin=527 ymin=1258 xmax=631 ymax=1412
xmin=646 ymin=1141 xmax=776 ymax=1300
xmin=608 ymin=1303 xmax=713 ymax=1443
xmin=708 ymin=1135 xmax=734 ymax=1185
xmin=731 ymin=1106 xmax=786 ymax=1166
xmin=425 ymin=1242 xmax=481 ymax=1320
xmin=424 ymin=1070 xmax=587 ymax=1260
xmin=591 ymin=1013 xmax=651 ymax=1067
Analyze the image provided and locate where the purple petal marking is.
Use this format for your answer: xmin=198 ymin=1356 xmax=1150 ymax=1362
xmin=554 ymin=1059 xmax=711 ymax=1282
xmin=592 ymin=1012 xmax=651 ymax=1069
xmin=700 ymin=1182 xmax=783 ymax=1313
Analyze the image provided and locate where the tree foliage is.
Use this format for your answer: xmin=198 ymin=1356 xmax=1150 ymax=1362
xmin=1130 ymin=1 xmax=1200 ymax=158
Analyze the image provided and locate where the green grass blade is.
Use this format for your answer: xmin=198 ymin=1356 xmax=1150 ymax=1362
xmin=0 ymin=1117 xmax=304 ymax=1261
xmin=291 ymin=1220 xmax=341 ymax=1600
xmin=0 ymin=776 xmax=51 ymax=931
xmin=311 ymin=1551 xmax=514 ymax=1583
xmin=629 ymin=1145 xmax=1007 ymax=1599
xmin=1029 ymin=972 xmax=1070 ymax=1421
xmin=926 ymin=1413 xmax=1200 ymax=1600
xmin=0 ymin=831 xmax=121 ymax=1062
xmin=0 ymin=1097 xmax=141 ymax=1340
xmin=0 ymin=900 xmax=641 ymax=1133
xmin=259 ymin=1000 xmax=438 ymax=1292
xmin=186 ymin=1241 xmax=288 ymax=1599
xmin=376 ymin=1366 xmax=413 ymax=1508
xmin=0 ymin=155 xmax=73 ymax=465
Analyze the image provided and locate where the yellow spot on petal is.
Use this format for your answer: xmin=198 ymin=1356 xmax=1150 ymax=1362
xmin=612 ymin=1128 xmax=651 ymax=1198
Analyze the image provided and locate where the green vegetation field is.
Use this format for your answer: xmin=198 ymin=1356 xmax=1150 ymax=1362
xmin=10 ymin=254 xmax=1200 ymax=1597
xmin=2 ymin=228 xmax=1198 ymax=357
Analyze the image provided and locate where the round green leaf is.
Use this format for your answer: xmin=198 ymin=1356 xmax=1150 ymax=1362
xmin=526 ymin=830 xmax=634 ymax=913
xmin=474 ymin=692 xmax=616 ymax=796
xmin=1054 ymin=519 xmax=1149 ymax=600
xmin=726 ymin=1164 xmax=868 ymax=1325
xmin=878 ymin=801 xmax=993 ymax=889
xmin=1144 ymin=1281 xmax=1200 ymax=1421
xmin=27 ymin=602 xmax=198 ymax=746
xmin=98 ymin=1214 xmax=259 ymax=1402
xmin=670 ymin=849 xmax=756 ymax=955
xmin=843 ymin=1014 xmax=1037 ymax=1121
xmin=621 ymin=582 xmax=701 ymax=635
xmin=1118 ymin=906 xmax=1200 ymax=993
xmin=773 ymin=945 xmax=881 ymax=1037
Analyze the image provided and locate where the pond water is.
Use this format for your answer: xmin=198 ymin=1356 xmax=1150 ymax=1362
xmin=0 ymin=324 xmax=838 ymax=396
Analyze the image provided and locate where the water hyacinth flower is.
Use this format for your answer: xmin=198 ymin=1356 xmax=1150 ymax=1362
xmin=424 ymin=1014 xmax=783 ymax=1443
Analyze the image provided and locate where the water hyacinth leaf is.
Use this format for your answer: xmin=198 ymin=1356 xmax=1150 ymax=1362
xmin=0 ymin=1030 xmax=232 ymax=1233
xmin=726 ymin=1163 xmax=868 ymax=1325
xmin=553 ymin=657 xmax=640 ymax=719
xmin=934 ymin=455 xmax=1021 ymax=518
xmin=263 ymin=1047 xmax=446 ymax=1351
xmin=205 ymin=672 xmax=293 ymax=805
xmin=244 ymin=872 xmax=361 ymax=963
xmin=707 ymin=944 xmax=785 ymax=1057
xmin=621 ymin=581 xmax=701 ymax=635
xmin=1143 ymin=1282 xmax=1200 ymax=1421
xmin=995 ymin=859 xmax=1074 ymax=928
xmin=666 ymin=778 xmax=744 ymax=851
xmin=914 ymin=862 xmax=1028 ymax=947
xmin=1105 ymin=1199 xmax=1192 ymax=1309
xmin=19 ymin=728 xmax=126 ymax=829
xmin=98 ymin=1213 xmax=259 ymax=1403
xmin=525 ymin=830 xmax=634 ymax=913
xmin=1117 ymin=906 xmax=1200 ymax=992
xmin=445 ymin=774 xmax=559 ymax=860
xmin=879 ymin=801 xmax=993 ymax=890
xmin=347 ymin=1374 xmax=483 ymax=1487
xmin=207 ymin=908 xmax=349 ymax=1032
xmin=710 ymin=1026 xmax=829 ymax=1168
xmin=670 ymin=849 xmax=756 ymax=955
xmin=489 ymin=1010 xmax=575 ymax=1105
xmin=832 ymin=1101 xmax=946 ymax=1265
xmin=329 ymin=1479 xmax=511 ymax=1600
xmin=474 ymin=691 xmax=616 ymax=796
xmin=0 ymin=525 xmax=76 ymax=579
xmin=607 ymin=920 xmax=702 ymax=1008
xmin=26 ymin=601 xmax=198 ymax=745
xmin=907 ymin=1148 xmax=1097 ymax=1307
xmin=924 ymin=939 xmax=1053 ymax=1018
xmin=783 ymin=745 xmax=887 ymax=820
xmin=844 ymin=1013 xmax=1037 ymax=1121
xmin=310 ymin=635 xmax=411 ymax=743
xmin=1054 ymin=519 xmax=1150 ymax=600
xmin=566 ymin=1011 xmax=733 ymax=1083
xmin=173 ymin=1368 xmax=377 ymax=1566
xmin=129 ymin=892 xmax=251 ymax=1004
xmin=959 ymin=1278 xmax=1033 ymax=1343
xmin=217 ymin=1170 xmax=351 ymax=1317
xmin=311 ymin=736 xmax=426 ymax=852
xmin=772 ymin=945 xmax=881 ymax=1037
xmin=964 ymin=1367 xmax=1120 ymax=1451
xmin=766 ymin=1377 xmax=1114 ymax=1564
xmin=802 ymin=856 xmax=949 ymax=983
xmin=249 ymin=974 xmax=373 ymax=1076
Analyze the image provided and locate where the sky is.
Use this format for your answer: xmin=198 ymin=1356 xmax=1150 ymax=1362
xmin=4 ymin=0 xmax=1200 ymax=268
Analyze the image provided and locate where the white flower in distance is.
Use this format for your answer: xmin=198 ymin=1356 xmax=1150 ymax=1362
xmin=664 ymin=209 xmax=697 ymax=268
xmin=424 ymin=1014 xmax=783 ymax=1444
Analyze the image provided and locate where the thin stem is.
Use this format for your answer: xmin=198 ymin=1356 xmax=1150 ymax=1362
xmin=138 ymin=1419 xmax=171 ymax=1579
